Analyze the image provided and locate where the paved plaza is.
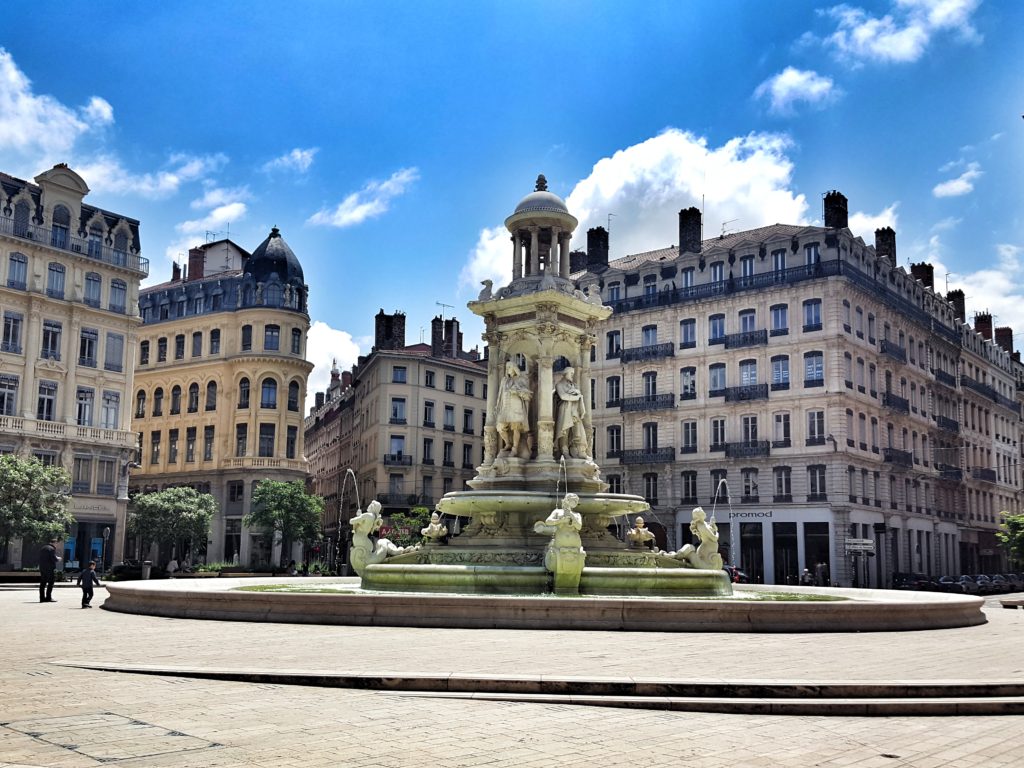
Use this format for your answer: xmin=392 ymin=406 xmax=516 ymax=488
xmin=1 ymin=583 xmax=1022 ymax=767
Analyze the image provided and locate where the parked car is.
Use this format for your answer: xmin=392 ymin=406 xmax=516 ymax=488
xmin=1004 ymin=573 xmax=1024 ymax=592
xmin=938 ymin=575 xmax=980 ymax=595
xmin=972 ymin=574 xmax=996 ymax=595
xmin=892 ymin=572 xmax=931 ymax=590
xmin=989 ymin=574 xmax=1012 ymax=594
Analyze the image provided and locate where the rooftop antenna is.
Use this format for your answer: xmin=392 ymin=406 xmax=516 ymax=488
xmin=945 ymin=272 xmax=956 ymax=293
xmin=720 ymin=218 xmax=738 ymax=238
xmin=435 ymin=301 xmax=453 ymax=321
xmin=607 ymin=213 xmax=615 ymax=232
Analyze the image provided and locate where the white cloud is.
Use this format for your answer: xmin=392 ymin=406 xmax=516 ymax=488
xmin=460 ymin=129 xmax=808 ymax=291
xmin=304 ymin=321 xmax=363 ymax=414
xmin=0 ymin=48 xmax=113 ymax=175
xmin=307 ymin=167 xmax=419 ymax=228
xmin=945 ymin=244 xmax=1024 ymax=337
xmin=262 ymin=147 xmax=319 ymax=174
xmin=77 ymin=152 xmax=228 ymax=199
xmin=163 ymin=201 xmax=248 ymax=264
xmin=931 ymin=216 xmax=960 ymax=232
xmin=190 ymin=181 xmax=251 ymax=210
xmin=847 ymin=202 xmax=900 ymax=241
xmin=754 ymin=67 xmax=840 ymax=114
xmin=933 ymin=161 xmax=982 ymax=197
xmin=818 ymin=0 xmax=981 ymax=66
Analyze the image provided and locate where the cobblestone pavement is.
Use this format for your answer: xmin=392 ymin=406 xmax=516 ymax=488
xmin=1 ymin=584 xmax=1022 ymax=767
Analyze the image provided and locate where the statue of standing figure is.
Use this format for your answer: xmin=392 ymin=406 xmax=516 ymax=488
xmin=533 ymin=492 xmax=585 ymax=593
xmin=496 ymin=358 xmax=533 ymax=458
xmin=555 ymin=366 xmax=589 ymax=459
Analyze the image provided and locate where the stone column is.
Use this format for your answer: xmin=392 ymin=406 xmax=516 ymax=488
xmin=578 ymin=334 xmax=595 ymax=458
xmin=549 ymin=226 xmax=560 ymax=277
xmin=22 ymin=307 xmax=42 ymax=419
xmin=512 ymin=233 xmax=522 ymax=279
xmin=560 ymin=233 xmax=571 ymax=278
xmin=529 ymin=228 xmax=540 ymax=276
xmin=536 ymin=354 xmax=554 ymax=459
xmin=483 ymin=331 xmax=501 ymax=463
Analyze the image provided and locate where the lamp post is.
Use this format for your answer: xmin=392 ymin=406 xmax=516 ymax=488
xmin=101 ymin=526 xmax=111 ymax=575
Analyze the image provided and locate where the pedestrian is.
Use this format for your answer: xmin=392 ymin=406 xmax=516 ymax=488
xmin=77 ymin=560 xmax=102 ymax=608
xmin=800 ymin=568 xmax=814 ymax=586
xmin=38 ymin=537 xmax=61 ymax=603
xmin=166 ymin=557 xmax=179 ymax=577
xmin=286 ymin=559 xmax=298 ymax=576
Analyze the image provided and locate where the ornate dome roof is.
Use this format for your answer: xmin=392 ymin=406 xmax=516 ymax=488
xmin=247 ymin=227 xmax=303 ymax=283
xmin=513 ymin=174 xmax=569 ymax=215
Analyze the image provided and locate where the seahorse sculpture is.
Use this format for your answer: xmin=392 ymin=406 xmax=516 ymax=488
xmin=349 ymin=500 xmax=417 ymax=576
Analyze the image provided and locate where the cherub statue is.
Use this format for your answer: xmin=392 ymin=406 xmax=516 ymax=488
xmin=627 ymin=516 xmax=657 ymax=548
xmin=533 ymin=492 xmax=585 ymax=593
xmin=349 ymin=500 xmax=418 ymax=576
xmin=663 ymin=507 xmax=723 ymax=570
xmin=420 ymin=511 xmax=448 ymax=543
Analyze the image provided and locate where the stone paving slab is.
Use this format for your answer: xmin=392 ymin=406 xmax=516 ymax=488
xmin=1 ymin=587 xmax=1023 ymax=767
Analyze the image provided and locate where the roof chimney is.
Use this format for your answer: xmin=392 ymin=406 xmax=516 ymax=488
xmin=678 ymin=207 xmax=702 ymax=254
xmin=910 ymin=262 xmax=934 ymax=289
xmin=974 ymin=312 xmax=993 ymax=341
xmin=430 ymin=315 xmax=445 ymax=357
xmin=187 ymin=247 xmax=205 ymax=282
xmin=586 ymin=227 xmax=609 ymax=269
xmin=823 ymin=191 xmax=848 ymax=229
xmin=374 ymin=309 xmax=406 ymax=351
xmin=315 ymin=392 xmax=325 ymax=409
xmin=874 ymin=227 xmax=896 ymax=263
xmin=995 ymin=327 xmax=1014 ymax=354
xmin=947 ymin=289 xmax=966 ymax=323
xmin=172 ymin=262 xmax=182 ymax=282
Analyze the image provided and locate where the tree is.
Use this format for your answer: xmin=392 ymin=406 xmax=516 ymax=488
xmin=128 ymin=487 xmax=216 ymax=558
xmin=385 ymin=506 xmax=434 ymax=548
xmin=998 ymin=512 xmax=1024 ymax=567
xmin=244 ymin=480 xmax=323 ymax=566
xmin=0 ymin=455 xmax=74 ymax=559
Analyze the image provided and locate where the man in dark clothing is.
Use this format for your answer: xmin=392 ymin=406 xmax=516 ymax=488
xmin=77 ymin=560 xmax=101 ymax=608
xmin=39 ymin=538 xmax=61 ymax=603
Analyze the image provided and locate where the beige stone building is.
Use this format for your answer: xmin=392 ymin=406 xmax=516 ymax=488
xmin=130 ymin=229 xmax=312 ymax=567
xmin=0 ymin=165 xmax=147 ymax=569
xmin=305 ymin=311 xmax=487 ymax=569
xmin=574 ymin=190 xmax=1021 ymax=587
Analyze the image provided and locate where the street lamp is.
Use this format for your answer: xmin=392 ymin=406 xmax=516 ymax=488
xmin=101 ymin=526 xmax=111 ymax=575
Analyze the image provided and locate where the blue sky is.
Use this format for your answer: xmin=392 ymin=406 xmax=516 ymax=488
xmin=1 ymin=0 xmax=1021 ymax=406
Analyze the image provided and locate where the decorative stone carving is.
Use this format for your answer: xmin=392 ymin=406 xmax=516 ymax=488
xmin=420 ymin=512 xmax=448 ymax=543
xmin=554 ymin=367 xmax=590 ymax=459
xmin=349 ymin=500 xmax=418 ymax=576
xmin=627 ymin=516 xmax=657 ymax=548
xmin=496 ymin=358 xmax=533 ymax=458
xmin=478 ymin=279 xmax=493 ymax=301
xmin=533 ymin=493 xmax=586 ymax=592
xmin=661 ymin=507 xmax=724 ymax=571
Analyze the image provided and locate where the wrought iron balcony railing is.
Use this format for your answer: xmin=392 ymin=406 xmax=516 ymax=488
xmin=619 ymin=447 xmax=675 ymax=465
xmin=620 ymin=394 xmax=675 ymax=413
xmin=725 ymin=440 xmax=770 ymax=459
xmin=883 ymin=447 xmax=914 ymax=468
xmin=724 ymin=384 xmax=769 ymax=403
xmin=619 ymin=342 xmax=675 ymax=364
xmin=724 ymin=329 xmax=768 ymax=350
xmin=882 ymin=392 xmax=910 ymax=414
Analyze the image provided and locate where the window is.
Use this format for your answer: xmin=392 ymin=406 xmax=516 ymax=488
xmin=204 ymin=426 xmax=215 ymax=461
xmin=157 ymin=337 xmax=167 ymax=362
xmin=286 ymin=426 xmax=297 ymax=459
xmin=41 ymin=321 xmax=61 ymax=360
xmin=709 ymin=314 xmax=725 ymax=343
xmin=805 ymin=243 xmax=820 ymax=266
xmin=606 ymin=425 xmax=622 ymax=455
xmin=206 ymin=381 xmax=218 ymax=411
xmin=391 ymin=397 xmax=407 ymax=423
xmin=168 ymin=429 xmax=179 ymax=463
xmin=287 ymin=381 xmax=299 ymax=412
xmin=3 ymin=312 xmax=23 ymax=353
xmin=681 ymin=471 xmax=698 ymax=502
xmin=808 ymin=465 xmax=827 ymax=499
xmin=771 ymin=355 xmax=789 ymax=389
xmin=72 ymin=457 xmax=92 ymax=494
xmin=711 ymin=469 xmax=728 ymax=501
xmin=259 ymin=424 xmax=275 ymax=457
xmin=741 ymin=415 xmax=758 ymax=443
xmin=109 ymin=280 xmax=126 ymax=313
xmin=152 ymin=387 xmax=164 ymax=416
xmin=804 ymin=351 xmax=824 ymax=386
xmin=193 ymin=295 xmax=204 ymax=315
xmin=711 ymin=417 xmax=726 ymax=449
xmin=770 ymin=304 xmax=788 ymax=335
xmin=607 ymin=475 xmax=623 ymax=494
xmin=739 ymin=359 xmax=757 ymax=386
xmin=51 ymin=205 xmax=70 ymax=247
xmin=774 ymin=466 xmax=792 ymax=499
xmin=186 ymin=427 xmax=197 ymax=462
xmin=772 ymin=249 xmax=786 ymax=272
xmin=709 ymin=363 xmax=726 ymax=395
xmin=680 ymin=367 xmax=696 ymax=399
xmin=241 ymin=325 xmax=252 ymax=351
xmin=445 ymin=375 xmax=455 ymax=392
xmin=135 ymin=390 xmax=146 ymax=418
xmin=462 ymin=443 xmax=474 ymax=468
xmin=96 ymin=458 xmax=115 ymax=495
xmin=104 ymin=333 xmax=124 ymax=372
xmin=643 ymin=473 xmax=659 ymax=505
xmin=424 ymin=400 xmax=435 ymax=426
xmin=642 ymin=324 xmax=658 ymax=346
xmin=76 ymin=387 xmax=94 ymax=426
xmin=425 ymin=370 xmax=435 ymax=388
xmin=262 ymin=324 xmax=280 ymax=351
xmin=710 ymin=261 xmax=725 ymax=283
xmin=187 ymin=383 xmax=199 ymax=413
xmin=7 ymin=253 xmax=27 ymax=289
xmin=643 ymin=371 xmax=657 ymax=397
xmin=742 ymin=468 xmax=758 ymax=499
xmin=170 ymin=385 xmax=182 ymax=415
xmin=842 ymin=300 xmax=852 ymax=331
xmin=228 ymin=481 xmax=244 ymax=504
xmin=807 ymin=410 xmax=826 ymax=444
xmin=606 ymin=330 xmax=622 ymax=358
xmin=261 ymin=378 xmax=277 ymax=409
xmin=174 ymin=334 xmax=185 ymax=360
xmin=443 ymin=441 xmax=454 ymax=466
xmin=464 ymin=379 xmax=475 ymax=397
xmin=84 ymin=272 xmax=101 ymax=307
xmin=444 ymin=405 xmax=455 ymax=430
xmin=150 ymin=430 xmax=161 ymax=464
xmin=291 ymin=328 xmax=302 ymax=355
xmin=642 ymin=422 xmax=658 ymax=450
xmin=47 ymin=263 xmax=65 ymax=299
xmin=78 ymin=328 xmax=98 ymax=367
xmin=643 ymin=274 xmax=657 ymax=296
xmin=423 ymin=437 xmax=434 ymax=463
xmin=803 ymin=299 xmax=822 ymax=331
xmin=681 ymin=420 xmax=697 ymax=453
xmin=739 ymin=309 xmax=756 ymax=332
xmin=607 ymin=282 xmax=622 ymax=301
xmin=236 ymin=424 xmax=248 ymax=457
xmin=773 ymin=412 xmax=790 ymax=446
xmin=740 ymin=255 xmax=755 ymax=278
xmin=463 ymin=409 xmax=474 ymax=433
xmin=679 ymin=319 xmax=696 ymax=348
xmin=606 ymin=376 xmax=621 ymax=405
xmin=100 ymin=392 xmax=119 ymax=429
xmin=191 ymin=332 xmax=202 ymax=358
xmin=210 ymin=329 xmax=221 ymax=355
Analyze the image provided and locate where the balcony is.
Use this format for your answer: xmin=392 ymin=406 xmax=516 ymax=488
xmin=422 ymin=420 xmax=435 ymax=428
xmin=883 ymin=447 xmax=914 ymax=468
xmin=971 ymin=467 xmax=998 ymax=483
xmin=0 ymin=415 xmax=137 ymax=449
xmin=383 ymin=453 xmax=413 ymax=466
xmin=933 ymin=369 xmax=957 ymax=388
xmin=377 ymin=493 xmax=418 ymax=507
xmin=0 ymin=213 xmax=150 ymax=276
xmin=619 ymin=342 xmax=675 ymax=364
xmin=223 ymin=457 xmax=307 ymax=471
xmin=724 ymin=384 xmax=769 ymax=403
xmin=882 ymin=392 xmax=910 ymax=414
xmin=620 ymin=394 xmax=675 ymax=413
xmin=619 ymin=447 xmax=675 ymax=465
xmin=724 ymin=329 xmax=768 ymax=349
xmin=935 ymin=415 xmax=960 ymax=433
xmin=936 ymin=463 xmax=962 ymax=483
xmin=605 ymin=398 xmax=621 ymax=409
xmin=960 ymin=375 xmax=996 ymax=400
xmin=879 ymin=339 xmax=907 ymax=363
xmin=389 ymin=416 xmax=407 ymax=425
xmin=1 ymin=342 xmax=22 ymax=354
xmin=725 ymin=440 xmax=770 ymax=459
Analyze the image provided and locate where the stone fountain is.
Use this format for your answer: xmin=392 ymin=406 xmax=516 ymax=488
xmin=352 ymin=176 xmax=730 ymax=597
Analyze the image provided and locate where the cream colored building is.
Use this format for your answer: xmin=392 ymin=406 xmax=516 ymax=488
xmin=305 ymin=311 xmax=487 ymax=569
xmin=0 ymin=165 xmax=147 ymax=569
xmin=130 ymin=229 xmax=312 ymax=567
xmin=575 ymin=190 xmax=1021 ymax=587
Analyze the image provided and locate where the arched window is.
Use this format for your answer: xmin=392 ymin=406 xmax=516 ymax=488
xmin=188 ymin=383 xmax=200 ymax=413
xmin=261 ymin=378 xmax=277 ymax=409
xmin=135 ymin=390 xmax=146 ymax=418
xmin=113 ymin=231 xmax=129 ymax=265
xmin=238 ymin=378 xmax=250 ymax=408
xmin=264 ymin=283 xmax=282 ymax=306
xmin=13 ymin=200 xmax=30 ymax=237
xmin=206 ymin=381 xmax=217 ymax=411
xmin=170 ymin=385 xmax=182 ymax=415
xmin=287 ymin=381 xmax=300 ymax=412
xmin=153 ymin=387 xmax=164 ymax=416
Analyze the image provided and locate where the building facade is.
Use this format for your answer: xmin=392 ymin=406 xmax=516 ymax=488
xmin=575 ymin=191 xmax=1021 ymax=587
xmin=0 ymin=165 xmax=148 ymax=569
xmin=130 ymin=229 xmax=312 ymax=567
xmin=305 ymin=311 xmax=487 ymax=569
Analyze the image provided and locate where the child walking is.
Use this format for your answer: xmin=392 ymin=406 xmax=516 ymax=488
xmin=77 ymin=560 xmax=102 ymax=608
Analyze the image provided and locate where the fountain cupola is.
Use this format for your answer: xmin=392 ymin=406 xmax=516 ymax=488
xmin=504 ymin=174 xmax=579 ymax=286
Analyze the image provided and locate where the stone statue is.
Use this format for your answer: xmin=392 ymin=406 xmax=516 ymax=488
xmin=496 ymin=358 xmax=533 ymax=458
xmin=349 ymin=500 xmax=417 ymax=576
xmin=663 ymin=507 xmax=723 ymax=571
xmin=585 ymin=286 xmax=604 ymax=306
xmin=478 ymin=279 xmax=493 ymax=301
xmin=533 ymin=493 xmax=585 ymax=593
xmin=420 ymin=511 xmax=448 ymax=543
xmin=554 ymin=366 xmax=589 ymax=459
xmin=627 ymin=516 xmax=657 ymax=548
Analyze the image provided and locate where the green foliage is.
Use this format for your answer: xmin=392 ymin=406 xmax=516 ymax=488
xmin=385 ymin=506 xmax=434 ymax=548
xmin=244 ymin=480 xmax=324 ymax=565
xmin=128 ymin=487 xmax=216 ymax=551
xmin=0 ymin=455 xmax=74 ymax=554
xmin=997 ymin=512 xmax=1024 ymax=566
xmin=194 ymin=561 xmax=233 ymax=573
